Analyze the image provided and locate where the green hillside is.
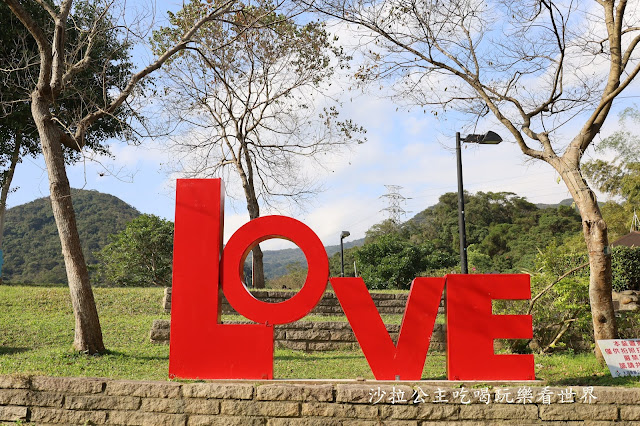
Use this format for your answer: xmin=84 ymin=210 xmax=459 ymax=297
xmin=262 ymin=238 xmax=365 ymax=279
xmin=0 ymin=188 xmax=585 ymax=285
xmin=0 ymin=188 xmax=360 ymax=284
xmin=2 ymin=189 xmax=140 ymax=284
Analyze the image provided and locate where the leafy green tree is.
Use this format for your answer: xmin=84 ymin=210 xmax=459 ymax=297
xmin=466 ymin=245 xmax=494 ymax=274
xmin=3 ymin=0 xmax=238 ymax=353
xmin=95 ymin=215 xmax=174 ymax=287
xmin=598 ymin=200 xmax=635 ymax=243
xmin=364 ymin=219 xmax=402 ymax=243
xmin=611 ymin=246 xmax=640 ymax=292
xmin=583 ymin=108 xmax=640 ymax=205
xmin=495 ymin=243 xmax=590 ymax=354
xmin=355 ymin=233 xmax=456 ymax=289
xmin=0 ymin=2 xmax=130 ymax=284
xmin=329 ymin=246 xmax=357 ymax=277
xmin=0 ymin=4 xmax=41 ymax=280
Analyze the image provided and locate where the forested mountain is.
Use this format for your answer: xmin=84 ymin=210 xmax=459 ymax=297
xmin=3 ymin=189 xmax=140 ymax=283
xmin=2 ymin=188 xmax=582 ymax=285
xmin=406 ymin=191 xmax=582 ymax=274
xmin=535 ymin=198 xmax=574 ymax=209
xmin=319 ymin=191 xmax=584 ymax=289
xmin=1 ymin=188 xmax=363 ymax=284
xmin=262 ymin=238 xmax=365 ymax=279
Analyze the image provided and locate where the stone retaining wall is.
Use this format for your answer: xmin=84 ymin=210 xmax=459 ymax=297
xmin=157 ymin=288 xmax=446 ymax=352
xmin=149 ymin=320 xmax=447 ymax=352
xmin=162 ymin=288 xmax=442 ymax=316
xmin=1 ymin=375 xmax=639 ymax=424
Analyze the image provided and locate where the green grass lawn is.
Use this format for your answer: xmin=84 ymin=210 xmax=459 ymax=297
xmin=0 ymin=285 xmax=636 ymax=386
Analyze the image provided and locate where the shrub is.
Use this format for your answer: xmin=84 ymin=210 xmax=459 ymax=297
xmin=611 ymin=246 xmax=640 ymax=291
xmin=266 ymin=263 xmax=307 ymax=289
xmin=355 ymin=234 xmax=456 ymax=289
xmin=496 ymin=243 xmax=592 ymax=353
xmin=94 ymin=214 xmax=174 ymax=286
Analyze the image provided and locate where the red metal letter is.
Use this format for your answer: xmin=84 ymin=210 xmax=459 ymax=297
xmin=169 ymin=179 xmax=273 ymax=380
xmin=446 ymin=274 xmax=535 ymax=380
xmin=222 ymin=216 xmax=329 ymax=324
xmin=331 ymin=277 xmax=445 ymax=380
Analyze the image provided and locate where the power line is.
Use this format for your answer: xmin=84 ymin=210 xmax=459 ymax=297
xmin=409 ymin=170 xmax=558 ymax=199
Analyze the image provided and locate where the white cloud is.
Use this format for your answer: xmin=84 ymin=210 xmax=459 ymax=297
xmin=222 ymin=211 xmax=251 ymax=242
xmin=9 ymin=1 xmax=639 ymax=253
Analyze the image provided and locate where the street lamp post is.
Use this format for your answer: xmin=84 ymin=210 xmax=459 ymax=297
xmin=340 ymin=231 xmax=350 ymax=277
xmin=455 ymin=132 xmax=468 ymax=274
xmin=456 ymin=131 xmax=503 ymax=274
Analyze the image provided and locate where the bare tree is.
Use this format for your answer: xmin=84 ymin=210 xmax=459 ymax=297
xmin=153 ymin=1 xmax=365 ymax=288
xmin=2 ymin=0 xmax=240 ymax=353
xmin=307 ymin=0 xmax=640 ymax=360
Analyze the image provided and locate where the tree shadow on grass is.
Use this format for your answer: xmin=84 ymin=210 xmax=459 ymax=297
xmin=275 ymin=354 xmax=364 ymax=362
xmin=549 ymin=374 xmax=639 ymax=387
xmin=101 ymin=349 xmax=168 ymax=362
xmin=0 ymin=346 xmax=29 ymax=355
xmin=1 ymin=282 xmax=66 ymax=288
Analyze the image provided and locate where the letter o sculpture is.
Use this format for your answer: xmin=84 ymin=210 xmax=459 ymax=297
xmin=221 ymin=215 xmax=329 ymax=325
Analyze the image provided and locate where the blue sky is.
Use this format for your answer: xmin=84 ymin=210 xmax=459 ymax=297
xmin=7 ymin=1 xmax=639 ymax=251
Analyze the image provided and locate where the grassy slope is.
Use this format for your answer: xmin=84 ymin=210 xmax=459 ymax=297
xmin=0 ymin=285 xmax=634 ymax=386
xmin=0 ymin=286 xmax=169 ymax=380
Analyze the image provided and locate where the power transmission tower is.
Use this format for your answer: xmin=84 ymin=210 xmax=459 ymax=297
xmin=632 ymin=210 xmax=640 ymax=232
xmin=380 ymin=185 xmax=411 ymax=224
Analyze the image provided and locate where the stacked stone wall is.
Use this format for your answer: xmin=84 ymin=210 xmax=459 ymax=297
xmin=149 ymin=320 xmax=447 ymax=352
xmin=162 ymin=288 xmax=442 ymax=316
xmin=1 ymin=375 xmax=639 ymax=424
xmin=157 ymin=288 xmax=446 ymax=352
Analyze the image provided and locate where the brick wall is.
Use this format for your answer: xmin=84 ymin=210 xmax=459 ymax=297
xmin=149 ymin=320 xmax=447 ymax=352
xmin=1 ymin=375 xmax=639 ymax=424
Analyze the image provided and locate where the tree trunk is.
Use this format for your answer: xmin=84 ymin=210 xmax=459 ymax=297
xmin=237 ymin=153 xmax=266 ymax=289
xmin=0 ymin=135 xmax=22 ymax=285
xmin=252 ymin=244 xmax=265 ymax=289
xmin=246 ymin=196 xmax=265 ymax=289
xmin=32 ymin=92 xmax=105 ymax=354
xmin=559 ymin=164 xmax=617 ymax=362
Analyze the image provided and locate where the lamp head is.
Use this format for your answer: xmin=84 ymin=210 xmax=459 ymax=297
xmin=462 ymin=131 xmax=503 ymax=145
xmin=341 ymin=231 xmax=350 ymax=239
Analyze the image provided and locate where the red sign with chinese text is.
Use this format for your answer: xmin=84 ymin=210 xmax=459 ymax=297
xmin=169 ymin=179 xmax=534 ymax=381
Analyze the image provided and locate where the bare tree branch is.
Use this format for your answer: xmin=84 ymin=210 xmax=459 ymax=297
xmin=304 ymin=0 xmax=636 ymax=361
xmin=73 ymin=0 xmax=239 ymax=148
xmin=527 ymin=262 xmax=590 ymax=316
